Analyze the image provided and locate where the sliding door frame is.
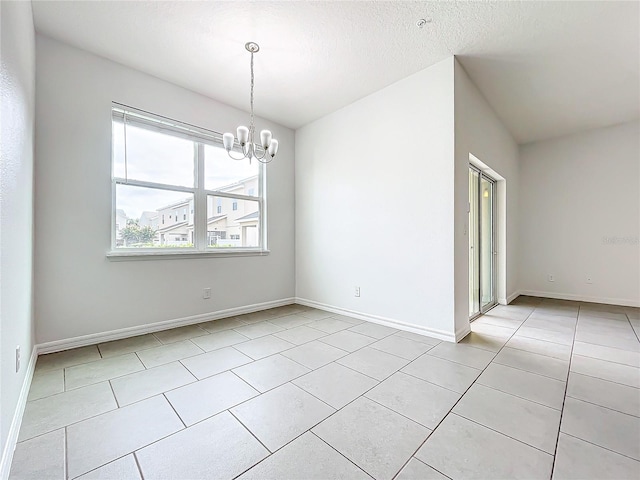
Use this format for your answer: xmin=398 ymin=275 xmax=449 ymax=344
xmin=469 ymin=165 xmax=498 ymax=321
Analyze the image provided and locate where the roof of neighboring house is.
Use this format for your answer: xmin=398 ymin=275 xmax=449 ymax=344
xmin=207 ymin=214 xmax=227 ymax=224
xmin=116 ymin=209 xmax=127 ymax=217
xmin=235 ymin=211 xmax=259 ymax=223
xmin=154 ymin=176 xmax=259 ymax=211
xmin=157 ymin=221 xmax=189 ymax=234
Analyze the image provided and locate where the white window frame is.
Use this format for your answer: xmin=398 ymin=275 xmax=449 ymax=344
xmin=108 ymin=103 xmax=268 ymax=260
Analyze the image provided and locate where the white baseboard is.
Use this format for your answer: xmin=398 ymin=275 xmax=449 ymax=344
xmin=37 ymin=297 xmax=296 ymax=354
xmin=519 ymin=290 xmax=639 ymax=308
xmin=506 ymin=290 xmax=521 ymax=304
xmin=295 ymin=297 xmax=457 ymax=342
xmin=0 ymin=346 xmax=37 ymax=480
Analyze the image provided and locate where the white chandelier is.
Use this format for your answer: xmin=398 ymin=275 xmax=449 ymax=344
xmin=223 ymin=42 xmax=279 ymax=164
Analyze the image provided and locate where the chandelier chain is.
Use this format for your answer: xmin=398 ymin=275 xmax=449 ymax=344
xmin=250 ymin=51 xmax=255 ymax=136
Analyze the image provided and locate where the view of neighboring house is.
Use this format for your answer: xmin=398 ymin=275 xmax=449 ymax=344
xmin=119 ymin=175 xmax=259 ymax=248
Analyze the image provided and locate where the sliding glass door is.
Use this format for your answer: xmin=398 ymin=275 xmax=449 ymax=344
xmin=469 ymin=166 xmax=497 ymax=319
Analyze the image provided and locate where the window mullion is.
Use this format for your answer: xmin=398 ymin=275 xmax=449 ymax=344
xmin=195 ymin=143 xmax=207 ymax=251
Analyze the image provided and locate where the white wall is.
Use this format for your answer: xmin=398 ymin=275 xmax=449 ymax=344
xmin=519 ymin=121 xmax=640 ymax=306
xmin=0 ymin=0 xmax=36 ymax=470
xmin=453 ymin=60 xmax=520 ymax=337
xmin=34 ymin=36 xmax=295 ymax=344
xmin=295 ymin=57 xmax=457 ymax=340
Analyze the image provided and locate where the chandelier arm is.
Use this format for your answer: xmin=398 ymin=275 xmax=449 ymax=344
xmin=256 ymin=155 xmax=274 ymax=164
xmin=226 ymin=150 xmax=250 ymax=161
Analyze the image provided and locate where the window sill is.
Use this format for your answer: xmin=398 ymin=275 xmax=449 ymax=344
xmin=106 ymin=249 xmax=270 ymax=261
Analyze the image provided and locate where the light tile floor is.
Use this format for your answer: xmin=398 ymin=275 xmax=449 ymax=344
xmin=9 ymin=298 xmax=640 ymax=479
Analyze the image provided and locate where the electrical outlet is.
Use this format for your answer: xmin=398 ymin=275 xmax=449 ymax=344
xmin=586 ymin=276 xmax=593 ymax=284
xmin=354 ymin=286 xmax=361 ymax=297
xmin=203 ymin=288 xmax=211 ymax=299
xmin=547 ymin=274 xmax=555 ymax=282
xmin=15 ymin=346 xmax=20 ymax=373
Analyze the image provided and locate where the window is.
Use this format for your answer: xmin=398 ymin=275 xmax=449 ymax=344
xmin=111 ymin=103 xmax=265 ymax=253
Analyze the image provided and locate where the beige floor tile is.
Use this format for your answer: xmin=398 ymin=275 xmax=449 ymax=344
xmin=369 ymin=335 xmax=434 ymax=360
xmin=180 ymin=346 xmax=252 ymax=379
xmin=313 ymin=397 xmax=429 ymax=480
xmin=135 ymin=339 xmax=203 ymax=368
xmin=274 ymin=325 xmax=327 ymax=345
xmin=366 ymin=372 xmax=460 ymax=429
xmin=293 ymin=362 xmax=378 ymax=408
xmin=97 ymin=334 xmax=161 ymax=358
xmin=459 ymin=332 xmax=506 ymax=352
xmin=453 ymin=384 xmax=561 ymax=453
xmin=35 ymin=346 xmax=101 ymax=372
xmin=136 ymin=411 xmax=268 ymax=480
xmin=395 ymin=458 xmax=449 ymax=480
xmin=299 ymin=309 xmax=335 ymax=321
xmin=65 ymin=353 xmax=144 ymax=390
xmin=426 ymin=342 xmax=495 ymax=369
xmin=473 ymin=314 xmax=524 ymax=329
xmin=239 ymin=432 xmax=370 ymax=480
xmin=470 ymin=322 xmax=516 ymax=339
xmin=478 ymin=363 xmax=566 ymax=409
xmin=19 ymin=382 xmax=117 ymax=441
xmin=268 ymin=313 xmax=315 ymax=329
xmin=348 ymin=322 xmax=398 ymax=339
xmin=552 ymin=433 xmax=640 ymax=480
xmin=493 ymin=347 xmax=569 ymax=380
xmin=308 ymin=318 xmax=354 ymax=334
xmin=402 ymin=354 xmax=481 ymax=394
xmin=318 ymin=330 xmax=376 ymax=352
xmin=514 ymin=326 xmax=574 ymax=346
xmin=505 ymin=335 xmax=572 ymax=360
xmin=232 ymin=383 xmax=335 ymax=452
xmin=567 ymin=372 xmax=640 ymax=416
xmin=561 ymin=397 xmax=640 ymax=460
xmin=236 ymin=309 xmax=284 ymax=324
xmin=165 ymin=370 xmax=258 ymax=425
xmin=337 ymin=347 xmax=408 ymax=380
xmin=75 ymin=455 xmax=141 ymax=480
xmin=233 ymin=354 xmax=310 ymax=392
xmin=575 ymin=329 xmax=640 ymax=352
xmin=281 ymin=340 xmax=348 ymax=369
xmin=27 ymin=368 xmax=64 ymax=401
xmin=110 ymin=361 xmax=196 ymax=406
xmin=66 ymin=395 xmax=183 ymax=478
xmin=329 ymin=314 xmax=365 ymax=325
xmin=190 ymin=329 xmax=249 ymax=352
xmin=393 ymin=330 xmax=441 ymax=346
xmin=153 ymin=324 xmax=209 ymax=344
xmin=416 ymin=414 xmax=553 ymax=480
xmin=233 ymin=334 xmax=295 ymax=359
xmin=570 ymin=354 xmax=640 ymax=388
xmin=572 ymin=341 xmax=640 ymax=367
xmin=233 ymin=321 xmax=285 ymax=339
xmin=9 ymin=429 xmax=65 ymax=480
xmin=198 ymin=317 xmax=246 ymax=334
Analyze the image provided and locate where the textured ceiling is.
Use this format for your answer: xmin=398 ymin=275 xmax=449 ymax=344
xmin=32 ymin=1 xmax=639 ymax=144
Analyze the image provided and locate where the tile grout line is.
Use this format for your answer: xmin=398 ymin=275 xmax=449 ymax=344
xmin=563 ymin=365 xmax=639 ymax=389
xmin=312 ymin=431 xmax=377 ymax=480
xmin=133 ymin=451 xmax=146 ymax=480
xmin=564 ymin=394 xmax=640 ymax=418
xmin=548 ymin=306 xmax=580 ymax=479
xmin=625 ymin=311 xmax=640 ymax=343
xmin=391 ymin=303 xmax=541 ymax=478
xmin=226 ymin=409 xmax=272 ymax=457
xmin=162 ymin=392 xmax=187 ymax=429
xmin=452 ymin=411 xmax=556 ymax=456
xmin=559 ymin=430 xmax=640 ymax=463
